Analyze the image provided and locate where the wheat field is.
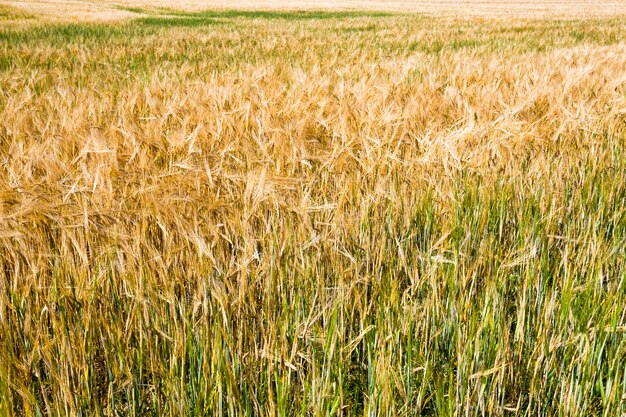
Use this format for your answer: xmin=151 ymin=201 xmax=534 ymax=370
xmin=1 ymin=2 xmax=626 ymax=416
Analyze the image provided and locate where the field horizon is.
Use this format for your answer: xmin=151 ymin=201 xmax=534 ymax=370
xmin=1 ymin=2 xmax=626 ymax=416
xmin=3 ymin=0 xmax=626 ymax=21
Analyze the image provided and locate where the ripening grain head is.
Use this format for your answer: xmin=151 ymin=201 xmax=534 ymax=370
xmin=0 ymin=6 xmax=625 ymax=416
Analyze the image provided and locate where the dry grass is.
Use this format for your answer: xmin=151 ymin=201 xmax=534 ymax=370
xmin=0 ymin=6 xmax=626 ymax=417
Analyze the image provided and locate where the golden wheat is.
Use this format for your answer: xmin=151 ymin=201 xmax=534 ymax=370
xmin=0 ymin=5 xmax=625 ymax=416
